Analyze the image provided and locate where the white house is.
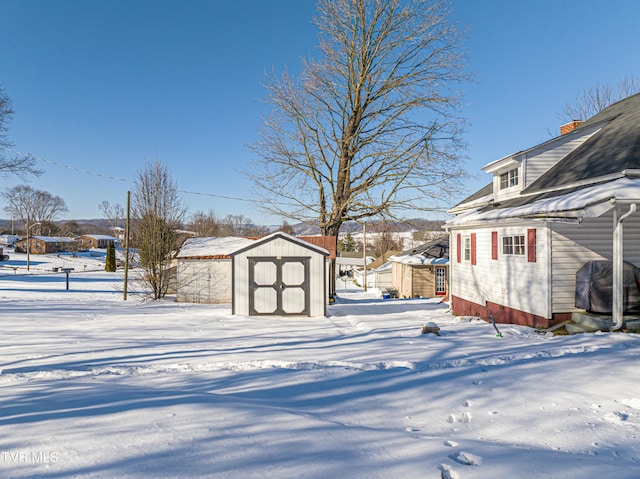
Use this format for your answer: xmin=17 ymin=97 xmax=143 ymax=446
xmin=445 ymin=93 xmax=640 ymax=329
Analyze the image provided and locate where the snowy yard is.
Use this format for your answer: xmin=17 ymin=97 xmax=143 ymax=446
xmin=1 ymin=253 xmax=640 ymax=478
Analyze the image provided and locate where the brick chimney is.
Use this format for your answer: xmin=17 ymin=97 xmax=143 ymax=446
xmin=560 ymin=120 xmax=583 ymax=135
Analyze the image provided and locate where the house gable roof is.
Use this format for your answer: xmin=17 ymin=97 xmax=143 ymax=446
xmin=448 ymin=93 xmax=640 ymax=225
xmin=390 ymin=236 xmax=449 ymax=265
xmin=523 ymin=92 xmax=640 ymax=194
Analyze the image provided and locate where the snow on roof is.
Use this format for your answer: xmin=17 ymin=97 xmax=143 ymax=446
xmin=80 ymin=235 xmax=118 ymax=240
xmin=31 ymin=236 xmax=78 ymax=243
xmin=177 ymin=236 xmax=256 ymax=258
xmin=390 ymin=254 xmax=449 ymax=265
xmin=230 ymin=231 xmax=330 ymax=257
xmin=446 ymin=176 xmax=640 ymax=227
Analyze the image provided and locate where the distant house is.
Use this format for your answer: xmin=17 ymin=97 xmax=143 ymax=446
xmin=390 ymin=236 xmax=449 ymax=298
xmin=445 ymin=93 xmax=640 ymax=328
xmin=76 ymin=234 xmax=119 ymax=249
xmin=0 ymin=234 xmax=20 ymax=247
xmin=17 ymin=236 xmax=78 ymax=254
xmin=350 ymin=252 xmax=398 ymax=290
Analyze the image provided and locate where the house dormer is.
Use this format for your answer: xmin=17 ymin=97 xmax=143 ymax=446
xmin=481 ymin=121 xmax=604 ymax=203
xmin=483 ymin=154 xmax=524 ymax=202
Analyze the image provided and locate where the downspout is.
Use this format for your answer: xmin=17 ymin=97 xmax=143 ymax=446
xmin=612 ymin=203 xmax=637 ymax=331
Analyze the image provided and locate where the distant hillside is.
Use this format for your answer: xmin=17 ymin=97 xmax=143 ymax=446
xmin=288 ymin=219 xmax=445 ymax=236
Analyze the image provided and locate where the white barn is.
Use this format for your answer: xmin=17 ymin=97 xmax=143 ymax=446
xmin=230 ymin=232 xmax=330 ymax=317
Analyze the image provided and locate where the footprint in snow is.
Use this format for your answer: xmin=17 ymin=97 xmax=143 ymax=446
xmin=439 ymin=463 xmax=460 ymax=479
xmin=446 ymin=412 xmax=472 ymax=423
xmin=450 ymin=451 xmax=483 ymax=466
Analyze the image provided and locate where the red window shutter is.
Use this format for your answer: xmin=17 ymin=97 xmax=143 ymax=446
xmin=471 ymin=233 xmax=477 ymax=265
xmin=527 ymin=228 xmax=537 ymax=263
xmin=456 ymin=234 xmax=461 ymax=263
xmin=491 ymin=231 xmax=498 ymax=260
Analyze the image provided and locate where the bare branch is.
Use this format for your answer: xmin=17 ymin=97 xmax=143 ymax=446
xmin=248 ymin=0 xmax=469 ymax=236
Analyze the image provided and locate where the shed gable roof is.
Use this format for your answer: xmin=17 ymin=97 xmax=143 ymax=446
xmin=229 ymin=232 xmax=330 ymax=257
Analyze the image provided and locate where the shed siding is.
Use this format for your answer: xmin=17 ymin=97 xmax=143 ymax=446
xmin=450 ymin=225 xmax=549 ymax=318
xmin=176 ymin=259 xmax=232 ymax=304
xmin=233 ymin=237 xmax=326 ymax=317
xmin=550 ymin=213 xmax=640 ymax=313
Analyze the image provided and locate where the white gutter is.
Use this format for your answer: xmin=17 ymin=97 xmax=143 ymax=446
xmin=612 ymin=202 xmax=637 ymax=331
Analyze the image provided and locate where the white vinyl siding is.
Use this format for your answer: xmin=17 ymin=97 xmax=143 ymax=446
xmin=450 ymin=226 xmax=548 ymax=318
xmin=523 ymin=124 xmax=602 ymax=188
xmin=550 ymin=213 xmax=640 ymax=314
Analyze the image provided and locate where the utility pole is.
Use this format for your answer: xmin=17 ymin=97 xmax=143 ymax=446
xmin=363 ymin=222 xmax=367 ymax=292
xmin=124 ymin=191 xmax=131 ymax=300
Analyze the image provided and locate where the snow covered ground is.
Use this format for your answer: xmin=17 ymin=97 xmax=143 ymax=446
xmin=1 ymin=252 xmax=640 ymax=478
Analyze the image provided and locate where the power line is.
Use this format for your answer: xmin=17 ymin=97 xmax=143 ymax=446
xmin=6 ymin=148 xmax=287 ymax=206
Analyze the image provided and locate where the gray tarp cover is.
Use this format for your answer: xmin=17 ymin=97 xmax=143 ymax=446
xmin=575 ymin=260 xmax=640 ymax=314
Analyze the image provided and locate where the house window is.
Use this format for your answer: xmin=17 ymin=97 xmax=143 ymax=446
xmin=463 ymin=236 xmax=471 ymax=261
xmin=500 ymin=168 xmax=519 ymax=189
xmin=502 ymin=235 xmax=525 ymax=255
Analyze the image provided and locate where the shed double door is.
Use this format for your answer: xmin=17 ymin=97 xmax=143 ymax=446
xmin=248 ymin=257 xmax=310 ymax=316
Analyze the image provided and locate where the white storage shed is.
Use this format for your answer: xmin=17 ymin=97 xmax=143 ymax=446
xmin=176 ymin=236 xmax=255 ymax=304
xmin=230 ymin=232 xmax=330 ymax=317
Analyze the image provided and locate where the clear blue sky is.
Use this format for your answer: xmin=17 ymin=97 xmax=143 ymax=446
xmin=1 ymin=0 xmax=638 ymax=224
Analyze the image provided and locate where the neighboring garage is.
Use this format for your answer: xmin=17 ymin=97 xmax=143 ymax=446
xmin=230 ymin=232 xmax=330 ymax=317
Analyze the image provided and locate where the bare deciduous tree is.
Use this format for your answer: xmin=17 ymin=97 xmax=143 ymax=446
xmin=99 ymin=200 xmax=125 ymax=234
xmin=277 ymin=219 xmax=296 ymax=235
xmin=218 ymin=214 xmax=269 ymax=237
xmin=249 ymin=0 xmax=469 ymax=237
xmin=559 ymin=73 xmax=640 ymax=122
xmin=0 ymin=86 xmax=42 ymax=179
xmin=370 ymin=224 xmax=403 ymax=257
xmin=132 ymin=160 xmax=186 ymax=299
xmin=188 ymin=209 xmax=221 ymax=237
xmin=2 ymin=184 xmax=68 ymax=233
